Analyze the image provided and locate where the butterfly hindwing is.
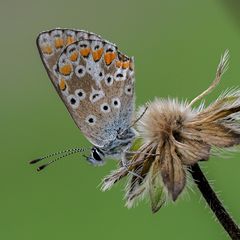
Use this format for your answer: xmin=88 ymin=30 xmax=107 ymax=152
xmin=56 ymin=39 xmax=135 ymax=147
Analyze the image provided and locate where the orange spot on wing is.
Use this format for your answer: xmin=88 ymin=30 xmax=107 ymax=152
xmin=122 ymin=61 xmax=130 ymax=69
xmin=104 ymin=52 xmax=116 ymax=65
xmin=54 ymin=38 xmax=64 ymax=49
xmin=80 ymin=48 xmax=90 ymax=57
xmin=41 ymin=44 xmax=53 ymax=54
xmin=59 ymin=64 xmax=73 ymax=76
xmin=69 ymin=51 xmax=79 ymax=61
xmin=66 ymin=36 xmax=75 ymax=45
xmin=115 ymin=61 xmax=122 ymax=68
xmin=59 ymin=79 xmax=67 ymax=91
xmin=92 ymin=48 xmax=104 ymax=62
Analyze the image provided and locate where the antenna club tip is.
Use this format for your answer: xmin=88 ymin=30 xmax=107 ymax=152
xmin=37 ymin=164 xmax=47 ymax=171
xmin=29 ymin=158 xmax=42 ymax=164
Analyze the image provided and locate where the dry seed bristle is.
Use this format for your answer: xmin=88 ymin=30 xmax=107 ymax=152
xmin=188 ymin=49 xmax=229 ymax=108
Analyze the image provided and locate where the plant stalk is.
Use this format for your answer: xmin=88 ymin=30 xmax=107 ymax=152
xmin=189 ymin=163 xmax=240 ymax=240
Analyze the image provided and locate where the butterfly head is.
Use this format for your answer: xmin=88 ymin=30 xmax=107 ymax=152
xmin=87 ymin=127 xmax=136 ymax=164
xmin=86 ymin=147 xmax=105 ymax=165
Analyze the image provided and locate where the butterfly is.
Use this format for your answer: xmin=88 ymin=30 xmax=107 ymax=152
xmin=30 ymin=28 xmax=136 ymax=170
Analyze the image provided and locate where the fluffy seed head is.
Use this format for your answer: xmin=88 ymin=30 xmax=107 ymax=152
xmin=137 ymin=99 xmax=195 ymax=143
xmin=101 ymin=50 xmax=240 ymax=213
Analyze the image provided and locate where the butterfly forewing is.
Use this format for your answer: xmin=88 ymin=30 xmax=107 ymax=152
xmin=37 ymin=28 xmax=135 ymax=148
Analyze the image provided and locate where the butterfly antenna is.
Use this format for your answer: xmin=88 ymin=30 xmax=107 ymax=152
xmin=36 ymin=149 xmax=85 ymax=171
xmin=29 ymin=147 xmax=86 ymax=164
xmin=29 ymin=147 xmax=88 ymax=171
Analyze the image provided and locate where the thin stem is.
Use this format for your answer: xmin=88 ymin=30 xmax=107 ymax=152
xmin=189 ymin=163 xmax=240 ymax=240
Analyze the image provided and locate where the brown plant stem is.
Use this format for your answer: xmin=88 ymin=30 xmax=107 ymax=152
xmin=189 ymin=163 xmax=240 ymax=240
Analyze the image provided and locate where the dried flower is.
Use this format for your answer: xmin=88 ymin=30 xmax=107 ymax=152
xmin=102 ymin=50 xmax=240 ymax=213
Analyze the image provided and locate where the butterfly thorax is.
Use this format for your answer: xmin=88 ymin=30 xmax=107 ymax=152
xmin=87 ymin=128 xmax=136 ymax=165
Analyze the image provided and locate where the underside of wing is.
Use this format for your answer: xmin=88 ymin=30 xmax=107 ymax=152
xmin=36 ymin=28 xmax=102 ymax=89
xmin=37 ymin=28 xmax=135 ymax=147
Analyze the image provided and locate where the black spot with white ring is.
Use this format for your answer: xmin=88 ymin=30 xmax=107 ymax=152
xmin=94 ymin=70 xmax=104 ymax=81
xmin=70 ymin=98 xmax=76 ymax=104
xmin=75 ymin=65 xmax=86 ymax=78
xmin=100 ymin=103 xmax=111 ymax=113
xmin=75 ymin=89 xmax=86 ymax=101
xmin=125 ymin=85 xmax=133 ymax=95
xmin=111 ymin=98 xmax=121 ymax=109
xmin=67 ymin=95 xmax=79 ymax=109
xmin=104 ymin=74 xmax=114 ymax=86
xmin=115 ymin=70 xmax=126 ymax=81
xmin=86 ymin=115 xmax=97 ymax=126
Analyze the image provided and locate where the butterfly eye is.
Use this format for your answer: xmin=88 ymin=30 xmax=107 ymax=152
xmin=105 ymin=74 xmax=114 ymax=86
xmin=111 ymin=98 xmax=121 ymax=109
xmin=101 ymin=103 xmax=111 ymax=113
xmin=92 ymin=148 xmax=102 ymax=161
xmin=125 ymin=85 xmax=133 ymax=95
xmin=75 ymin=65 xmax=86 ymax=78
xmin=86 ymin=115 xmax=97 ymax=126
xmin=67 ymin=95 xmax=79 ymax=109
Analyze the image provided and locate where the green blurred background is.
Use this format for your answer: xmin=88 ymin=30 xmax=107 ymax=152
xmin=1 ymin=0 xmax=240 ymax=239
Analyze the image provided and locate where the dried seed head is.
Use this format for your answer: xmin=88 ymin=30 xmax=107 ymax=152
xmin=102 ymin=50 xmax=240 ymax=213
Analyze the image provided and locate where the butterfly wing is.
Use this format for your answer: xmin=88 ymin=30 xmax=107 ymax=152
xmin=56 ymin=39 xmax=135 ymax=147
xmin=37 ymin=28 xmax=135 ymax=147
xmin=37 ymin=28 xmax=102 ymax=98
